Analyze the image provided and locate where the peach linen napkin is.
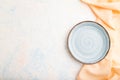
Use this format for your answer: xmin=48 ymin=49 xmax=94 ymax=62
xmin=77 ymin=0 xmax=120 ymax=80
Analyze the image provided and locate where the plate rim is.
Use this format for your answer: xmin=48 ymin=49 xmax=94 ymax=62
xmin=67 ymin=21 xmax=111 ymax=64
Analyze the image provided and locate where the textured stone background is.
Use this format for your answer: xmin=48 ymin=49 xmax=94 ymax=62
xmin=0 ymin=0 xmax=95 ymax=80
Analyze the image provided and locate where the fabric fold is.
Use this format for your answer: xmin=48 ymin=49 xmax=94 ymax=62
xmin=77 ymin=0 xmax=120 ymax=80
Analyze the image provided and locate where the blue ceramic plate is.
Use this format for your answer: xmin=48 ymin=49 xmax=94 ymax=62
xmin=67 ymin=21 xmax=110 ymax=64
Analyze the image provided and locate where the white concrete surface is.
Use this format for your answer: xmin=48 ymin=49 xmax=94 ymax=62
xmin=0 ymin=0 xmax=95 ymax=80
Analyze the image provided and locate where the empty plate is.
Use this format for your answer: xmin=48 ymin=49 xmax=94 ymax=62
xmin=67 ymin=21 xmax=110 ymax=64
